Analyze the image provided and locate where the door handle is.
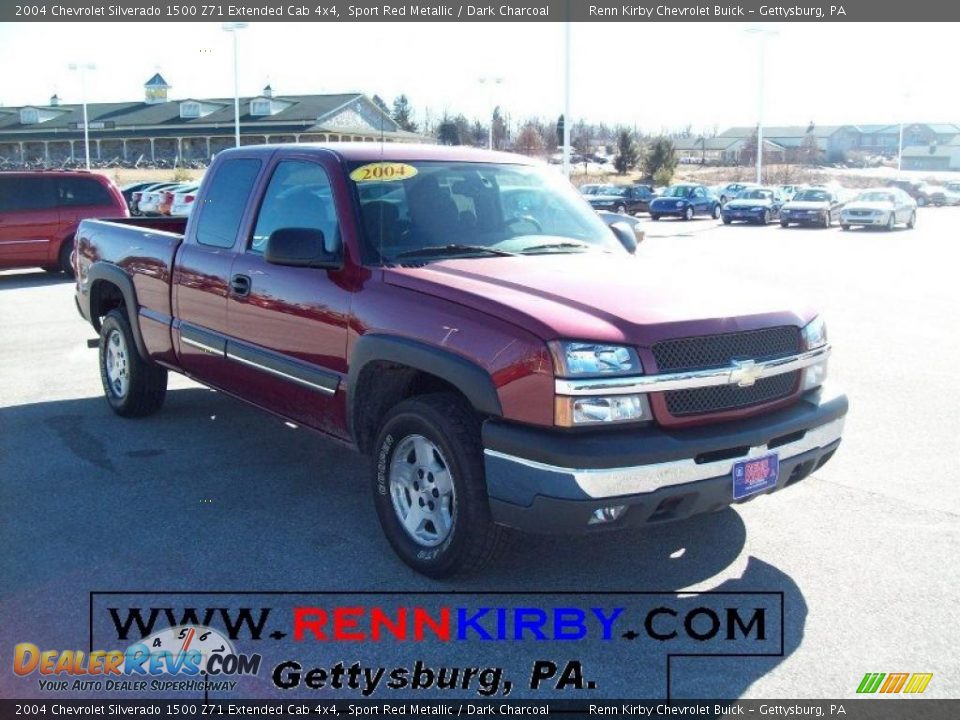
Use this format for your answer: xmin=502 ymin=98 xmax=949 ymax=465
xmin=230 ymin=274 xmax=251 ymax=297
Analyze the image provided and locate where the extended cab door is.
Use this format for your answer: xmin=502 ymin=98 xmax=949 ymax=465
xmin=223 ymin=155 xmax=351 ymax=437
xmin=173 ymin=155 xmax=264 ymax=387
xmin=0 ymin=176 xmax=57 ymax=268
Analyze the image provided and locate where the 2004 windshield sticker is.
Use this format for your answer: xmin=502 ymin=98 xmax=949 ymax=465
xmin=350 ymin=162 xmax=419 ymax=183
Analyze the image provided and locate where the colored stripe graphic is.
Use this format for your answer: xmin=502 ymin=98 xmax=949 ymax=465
xmin=903 ymin=673 xmax=933 ymax=694
xmin=880 ymin=673 xmax=909 ymax=693
xmin=857 ymin=673 xmax=885 ymax=694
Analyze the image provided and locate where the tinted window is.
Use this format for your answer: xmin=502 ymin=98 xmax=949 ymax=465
xmin=195 ymin=158 xmax=262 ymax=248
xmin=251 ymin=161 xmax=339 ymax=254
xmin=57 ymin=177 xmax=113 ymax=207
xmin=0 ymin=177 xmax=55 ymax=212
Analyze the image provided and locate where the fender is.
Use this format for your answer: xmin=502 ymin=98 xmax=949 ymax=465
xmin=84 ymin=262 xmax=150 ymax=361
xmin=347 ymin=334 xmax=503 ymax=439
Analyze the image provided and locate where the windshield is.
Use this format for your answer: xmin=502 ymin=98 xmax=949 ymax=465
xmin=739 ymin=189 xmax=773 ymax=200
xmin=856 ymin=191 xmax=895 ymax=203
xmin=602 ymin=187 xmax=628 ymax=197
xmin=792 ymin=189 xmax=829 ymax=202
xmin=349 ymin=161 xmax=619 ymax=263
xmin=660 ymin=185 xmax=694 ymax=198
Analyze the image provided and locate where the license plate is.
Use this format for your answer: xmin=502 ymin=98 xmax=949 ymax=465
xmin=732 ymin=453 xmax=780 ymax=500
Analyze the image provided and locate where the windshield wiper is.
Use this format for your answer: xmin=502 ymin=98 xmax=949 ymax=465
xmin=518 ymin=241 xmax=592 ymax=254
xmin=391 ymin=244 xmax=518 ymax=261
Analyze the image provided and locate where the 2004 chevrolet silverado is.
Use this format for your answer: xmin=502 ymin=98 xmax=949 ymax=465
xmin=73 ymin=144 xmax=847 ymax=577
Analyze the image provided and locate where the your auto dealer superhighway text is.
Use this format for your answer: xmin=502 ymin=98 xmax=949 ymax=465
xmin=589 ymin=5 xmax=830 ymax=17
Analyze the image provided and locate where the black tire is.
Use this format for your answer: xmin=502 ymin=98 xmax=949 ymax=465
xmin=650 ymin=215 xmax=660 ymax=221
xmin=712 ymin=204 xmax=722 ymax=220
xmin=907 ymin=211 xmax=916 ymax=229
xmin=615 ymin=204 xmax=626 ymax=215
xmin=722 ymin=217 xmax=732 ymax=225
xmin=841 ymin=224 xmax=850 ymax=231
xmin=917 ymin=196 xmax=927 ymax=207
xmin=886 ymin=213 xmax=896 ymax=231
xmin=58 ymin=238 xmax=75 ymax=277
xmin=372 ymin=393 xmax=509 ymax=578
xmin=683 ymin=206 xmax=694 ymax=221
xmin=99 ymin=309 xmax=167 ymax=418
xmin=780 ymin=221 xmax=789 ymax=228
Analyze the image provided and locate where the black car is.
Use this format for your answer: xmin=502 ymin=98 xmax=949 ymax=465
xmin=887 ymin=179 xmax=932 ymax=207
xmin=587 ymin=184 xmax=655 ymax=215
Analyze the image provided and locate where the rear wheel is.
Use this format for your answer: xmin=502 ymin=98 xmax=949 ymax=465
xmin=886 ymin=213 xmax=896 ymax=231
xmin=615 ymin=204 xmax=626 ymax=215
xmin=58 ymin=238 xmax=75 ymax=277
xmin=372 ymin=393 xmax=508 ymax=578
xmin=99 ymin=309 xmax=167 ymax=417
xmin=650 ymin=215 xmax=660 ymax=221
xmin=712 ymin=204 xmax=722 ymax=220
xmin=683 ymin=206 xmax=694 ymax=221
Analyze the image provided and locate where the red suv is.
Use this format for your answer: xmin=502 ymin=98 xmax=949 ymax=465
xmin=0 ymin=171 xmax=127 ymax=275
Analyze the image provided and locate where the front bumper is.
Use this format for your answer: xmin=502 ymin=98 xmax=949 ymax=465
xmin=723 ymin=209 xmax=765 ymax=221
xmin=781 ymin=212 xmax=824 ymax=224
xmin=841 ymin=214 xmax=886 ymax=226
xmin=650 ymin=205 xmax=687 ymax=216
xmin=482 ymin=386 xmax=847 ymax=533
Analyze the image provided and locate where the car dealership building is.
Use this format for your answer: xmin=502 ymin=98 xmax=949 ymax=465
xmin=0 ymin=74 xmax=421 ymax=166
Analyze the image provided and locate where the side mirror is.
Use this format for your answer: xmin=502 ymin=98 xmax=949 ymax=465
xmin=264 ymin=227 xmax=341 ymax=269
xmin=609 ymin=221 xmax=640 ymax=254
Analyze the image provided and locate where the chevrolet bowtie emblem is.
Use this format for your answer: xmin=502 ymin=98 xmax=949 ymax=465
xmin=730 ymin=359 xmax=764 ymax=387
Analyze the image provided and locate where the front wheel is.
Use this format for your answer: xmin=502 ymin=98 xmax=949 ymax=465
xmin=712 ymin=204 xmax=722 ymax=220
xmin=58 ymin=238 xmax=76 ymax=277
xmin=615 ymin=204 xmax=627 ymax=215
xmin=372 ymin=393 xmax=508 ymax=578
xmin=650 ymin=214 xmax=660 ymax=221
xmin=683 ymin=206 xmax=694 ymax=221
xmin=886 ymin=213 xmax=896 ymax=231
xmin=99 ymin=309 xmax=167 ymax=417
xmin=761 ymin=210 xmax=771 ymax=225
xmin=907 ymin=211 xmax=916 ymax=229
xmin=917 ymin=196 xmax=927 ymax=207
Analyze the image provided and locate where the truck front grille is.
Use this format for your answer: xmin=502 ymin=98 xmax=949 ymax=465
xmin=652 ymin=326 xmax=802 ymax=418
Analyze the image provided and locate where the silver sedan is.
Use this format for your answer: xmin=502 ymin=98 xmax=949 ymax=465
xmin=839 ymin=188 xmax=917 ymax=231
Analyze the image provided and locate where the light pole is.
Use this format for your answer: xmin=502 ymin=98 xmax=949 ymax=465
xmin=745 ymin=27 xmax=777 ymax=184
xmin=897 ymin=92 xmax=911 ymax=174
xmin=222 ymin=22 xmax=249 ymax=148
xmin=478 ymin=76 xmax=503 ymax=149
xmin=67 ymin=62 xmax=95 ymax=170
xmin=562 ymin=21 xmax=572 ymax=178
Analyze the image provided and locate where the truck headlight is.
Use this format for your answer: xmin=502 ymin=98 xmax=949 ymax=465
xmin=555 ymin=394 xmax=651 ymax=426
xmin=801 ymin=316 xmax=828 ymax=390
xmin=549 ymin=342 xmax=640 ymax=376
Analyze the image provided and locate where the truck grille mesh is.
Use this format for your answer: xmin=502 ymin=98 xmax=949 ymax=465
xmin=652 ymin=326 xmax=802 ymax=417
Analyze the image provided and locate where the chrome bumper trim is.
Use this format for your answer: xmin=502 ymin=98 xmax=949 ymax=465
xmin=555 ymin=346 xmax=830 ymax=397
xmin=484 ymin=416 xmax=844 ymax=499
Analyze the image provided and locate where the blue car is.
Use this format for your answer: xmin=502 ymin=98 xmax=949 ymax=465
xmin=721 ymin=187 xmax=785 ymax=225
xmin=649 ymin=184 xmax=721 ymax=221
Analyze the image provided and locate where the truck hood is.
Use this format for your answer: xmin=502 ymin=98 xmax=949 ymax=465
xmin=383 ymin=253 xmax=814 ymax=347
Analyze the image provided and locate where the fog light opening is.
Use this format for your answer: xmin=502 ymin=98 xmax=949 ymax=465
xmin=588 ymin=505 xmax=627 ymax=525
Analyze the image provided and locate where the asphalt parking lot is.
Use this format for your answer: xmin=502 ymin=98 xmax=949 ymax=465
xmin=2 ymin=208 xmax=959 ymax=700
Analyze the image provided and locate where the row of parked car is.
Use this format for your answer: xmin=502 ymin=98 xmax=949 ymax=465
xmin=581 ymin=177 xmax=960 ymax=230
xmin=120 ymin=180 xmax=200 ymax=217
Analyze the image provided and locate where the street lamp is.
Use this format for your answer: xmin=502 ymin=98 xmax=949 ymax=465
xmin=745 ymin=27 xmax=778 ymax=184
xmin=67 ymin=62 xmax=95 ymax=170
xmin=897 ymin=91 xmax=912 ymax=174
xmin=478 ymin=76 xmax=503 ymax=150
xmin=222 ymin=22 xmax=249 ymax=148
xmin=562 ymin=21 xmax=572 ymax=178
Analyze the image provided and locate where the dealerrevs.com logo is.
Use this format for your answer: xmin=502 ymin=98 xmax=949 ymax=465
xmin=13 ymin=625 xmax=261 ymax=693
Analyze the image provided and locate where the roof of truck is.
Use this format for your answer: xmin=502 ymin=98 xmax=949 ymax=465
xmin=220 ymin=143 xmax=538 ymax=165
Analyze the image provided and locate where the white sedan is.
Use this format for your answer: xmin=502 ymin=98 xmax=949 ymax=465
xmin=839 ymin=188 xmax=916 ymax=231
xmin=169 ymin=185 xmax=200 ymax=217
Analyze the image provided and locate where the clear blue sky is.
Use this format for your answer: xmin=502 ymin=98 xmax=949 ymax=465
xmin=0 ymin=21 xmax=957 ymax=132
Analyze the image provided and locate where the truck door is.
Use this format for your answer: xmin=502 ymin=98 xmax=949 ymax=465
xmin=0 ymin=176 xmax=58 ymax=269
xmin=173 ymin=155 xmax=264 ymax=388
xmin=223 ymin=155 xmax=351 ymax=437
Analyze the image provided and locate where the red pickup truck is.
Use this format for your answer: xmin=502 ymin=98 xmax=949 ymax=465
xmin=74 ymin=144 xmax=846 ymax=577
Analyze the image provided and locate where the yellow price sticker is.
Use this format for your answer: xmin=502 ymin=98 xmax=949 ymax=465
xmin=349 ymin=162 xmax=419 ymax=183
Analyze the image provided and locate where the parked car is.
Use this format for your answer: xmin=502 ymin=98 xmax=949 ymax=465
xmin=839 ymin=188 xmax=917 ymax=231
xmin=169 ymin=186 xmax=201 ymax=217
xmin=139 ymin=184 xmax=192 ymax=216
xmin=0 ymin=170 xmax=127 ymax=275
xmin=579 ymin=183 xmax=615 ymax=196
xmin=777 ymin=184 xmax=803 ymax=201
xmin=921 ymin=184 xmax=953 ymax=207
xmin=779 ymin=188 xmax=843 ymax=228
xmin=120 ymin=181 xmax=162 ymax=207
xmin=74 ymin=144 xmax=845 ymax=577
xmin=714 ymin=182 xmax=755 ymax=204
xmin=130 ymin=182 xmax=181 ymax=215
xmin=886 ymin=179 xmax=932 ymax=207
xmin=649 ymin=184 xmax=721 ymax=220
xmin=944 ymin=181 xmax=960 ymax=206
xmin=159 ymin=184 xmax=200 ymax=216
xmin=586 ymin=184 xmax=655 ymax=215
xmin=721 ymin=187 xmax=784 ymax=225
